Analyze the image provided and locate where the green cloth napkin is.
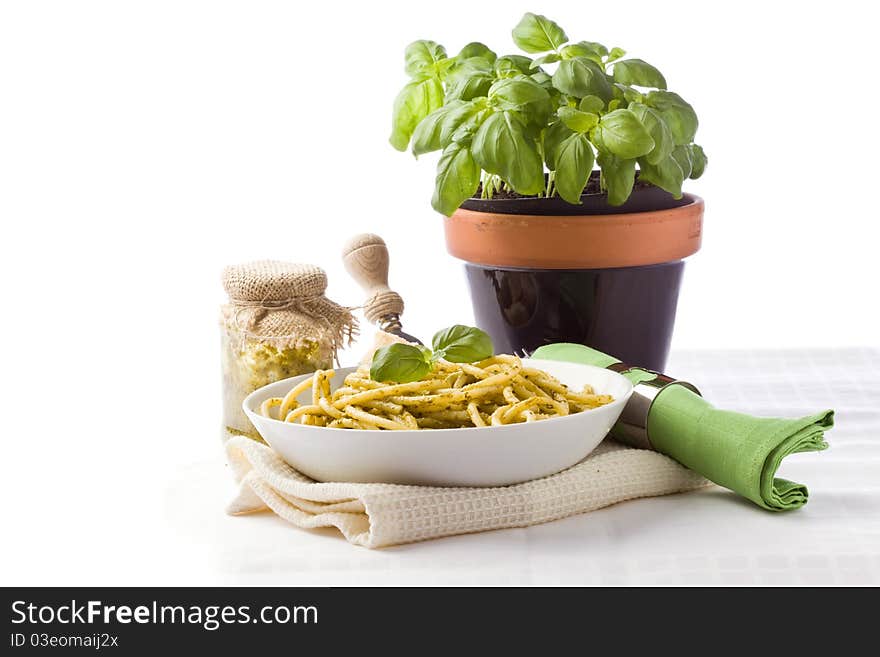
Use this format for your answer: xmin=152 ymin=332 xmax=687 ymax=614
xmin=532 ymin=343 xmax=833 ymax=511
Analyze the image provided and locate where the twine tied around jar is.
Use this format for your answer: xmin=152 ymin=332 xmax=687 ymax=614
xmin=221 ymin=260 xmax=357 ymax=353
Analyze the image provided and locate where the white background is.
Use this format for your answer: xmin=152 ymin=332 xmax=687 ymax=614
xmin=0 ymin=0 xmax=877 ymax=585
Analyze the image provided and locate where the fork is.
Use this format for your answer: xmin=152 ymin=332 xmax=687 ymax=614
xmin=342 ymin=233 xmax=424 ymax=345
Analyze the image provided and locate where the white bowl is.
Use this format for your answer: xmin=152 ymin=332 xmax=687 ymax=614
xmin=242 ymin=358 xmax=633 ymax=487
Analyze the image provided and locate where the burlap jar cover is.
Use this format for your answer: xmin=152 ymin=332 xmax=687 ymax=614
xmin=220 ymin=260 xmax=357 ymax=441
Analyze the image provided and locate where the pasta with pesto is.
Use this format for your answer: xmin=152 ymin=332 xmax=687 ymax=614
xmin=258 ymin=355 xmax=613 ymax=430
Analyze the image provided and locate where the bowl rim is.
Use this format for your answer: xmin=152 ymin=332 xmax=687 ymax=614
xmin=242 ymin=359 xmax=634 ymax=437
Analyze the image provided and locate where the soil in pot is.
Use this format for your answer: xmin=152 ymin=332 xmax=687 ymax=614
xmin=460 ymin=171 xmax=692 ymax=216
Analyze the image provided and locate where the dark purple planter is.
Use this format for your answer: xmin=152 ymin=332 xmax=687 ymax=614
xmin=464 ymin=260 xmax=685 ymax=371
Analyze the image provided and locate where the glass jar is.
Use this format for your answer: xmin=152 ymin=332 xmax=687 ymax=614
xmin=220 ymin=328 xmax=332 ymax=440
xmin=220 ymin=261 xmax=356 ymax=442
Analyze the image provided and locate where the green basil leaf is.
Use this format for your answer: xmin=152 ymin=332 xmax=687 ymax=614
xmin=434 ymin=57 xmax=457 ymax=79
xmin=431 ymin=141 xmax=481 ymax=216
xmin=688 ymin=144 xmax=707 ymax=179
xmin=558 ymin=107 xmax=599 ymax=134
xmin=390 ymin=77 xmax=444 ymax=151
xmin=439 ymin=101 xmax=488 ymax=145
xmin=612 ymin=59 xmax=667 ymax=89
xmin=446 ymin=73 xmax=493 ymax=102
xmin=411 ymin=101 xmax=486 ymax=156
xmin=450 ymin=55 xmax=495 ymax=76
xmin=531 ymin=53 xmax=561 ymax=68
xmin=645 ymin=90 xmax=698 ymax=145
xmin=627 ymin=102 xmax=674 ymax=165
xmin=613 ymin=83 xmax=644 ymax=104
xmin=512 ymin=12 xmax=568 ymax=54
xmin=370 ymin=343 xmax=432 ymax=383
xmin=638 ymin=153 xmax=685 ymax=198
xmin=552 ymin=57 xmax=613 ymax=100
xmin=489 ymin=78 xmax=550 ymax=110
xmin=457 ymin=42 xmax=497 ymax=63
xmin=543 ymin=120 xmax=574 ymax=170
xmin=432 ymin=325 xmax=494 ymax=363
xmin=554 ymin=133 xmax=595 ymax=204
xmin=411 ymin=100 xmax=467 ymax=156
xmin=671 ymin=144 xmax=692 ymax=179
xmin=590 ymin=109 xmax=655 ymax=159
xmin=580 ymin=41 xmax=610 ymax=57
xmin=560 ymin=41 xmax=608 ymax=63
xmin=597 ymin=151 xmax=636 ymax=206
xmin=531 ymin=71 xmax=553 ymax=86
xmin=488 ymin=78 xmax=552 ymax=132
xmin=445 ymin=56 xmax=494 ymax=102
xmin=579 ymin=95 xmax=605 ymax=114
xmin=494 ymin=55 xmax=534 ymax=78
xmin=472 ymin=111 xmax=544 ymax=195
xmin=606 ymin=47 xmax=626 ymax=63
xmin=520 ymin=98 xmax=555 ymax=131
xmin=404 ymin=41 xmax=448 ymax=77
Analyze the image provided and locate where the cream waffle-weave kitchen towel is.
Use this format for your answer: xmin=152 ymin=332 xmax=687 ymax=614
xmin=225 ymin=436 xmax=708 ymax=548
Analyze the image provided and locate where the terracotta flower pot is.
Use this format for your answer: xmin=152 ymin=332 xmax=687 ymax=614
xmin=443 ymin=192 xmax=704 ymax=371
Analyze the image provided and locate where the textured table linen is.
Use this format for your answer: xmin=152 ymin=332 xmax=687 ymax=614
xmin=226 ymin=438 xmax=707 ymax=548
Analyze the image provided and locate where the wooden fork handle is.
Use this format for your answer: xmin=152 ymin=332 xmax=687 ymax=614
xmin=342 ymin=233 xmax=405 ymax=324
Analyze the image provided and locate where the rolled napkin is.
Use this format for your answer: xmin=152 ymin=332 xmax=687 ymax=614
xmin=225 ymin=436 xmax=707 ymax=548
xmin=532 ymin=343 xmax=833 ymax=511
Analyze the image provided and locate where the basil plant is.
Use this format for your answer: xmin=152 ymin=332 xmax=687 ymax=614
xmin=390 ymin=12 xmax=706 ymax=215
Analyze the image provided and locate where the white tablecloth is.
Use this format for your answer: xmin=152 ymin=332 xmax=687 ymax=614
xmin=167 ymin=348 xmax=880 ymax=585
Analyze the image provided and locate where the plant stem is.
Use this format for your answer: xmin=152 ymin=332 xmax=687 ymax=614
xmin=489 ymin=175 xmax=502 ymax=199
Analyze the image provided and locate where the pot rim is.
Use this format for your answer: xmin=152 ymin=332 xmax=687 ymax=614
xmin=444 ymin=194 xmax=704 ymax=270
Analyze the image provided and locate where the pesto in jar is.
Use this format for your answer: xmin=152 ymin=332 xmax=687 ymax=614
xmin=219 ymin=261 xmax=356 ymax=443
